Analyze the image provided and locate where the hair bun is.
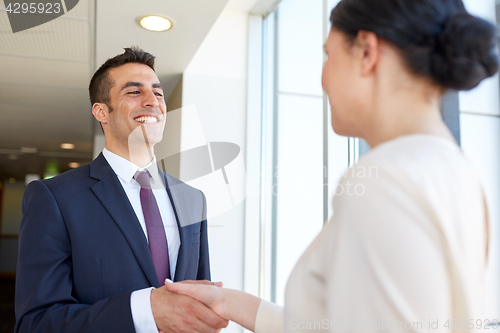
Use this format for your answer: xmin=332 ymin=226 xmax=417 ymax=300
xmin=431 ymin=11 xmax=499 ymax=91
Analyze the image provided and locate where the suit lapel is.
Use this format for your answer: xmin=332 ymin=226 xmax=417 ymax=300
xmin=163 ymin=172 xmax=192 ymax=282
xmin=90 ymin=154 xmax=159 ymax=287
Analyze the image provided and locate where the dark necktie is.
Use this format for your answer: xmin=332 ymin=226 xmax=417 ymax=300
xmin=133 ymin=170 xmax=171 ymax=283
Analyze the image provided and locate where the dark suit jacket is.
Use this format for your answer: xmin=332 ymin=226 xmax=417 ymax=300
xmin=15 ymin=153 xmax=210 ymax=332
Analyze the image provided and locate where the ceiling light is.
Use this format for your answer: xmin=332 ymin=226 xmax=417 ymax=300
xmin=60 ymin=143 xmax=75 ymax=150
xmin=69 ymin=162 xmax=80 ymax=168
xmin=138 ymin=15 xmax=173 ymax=32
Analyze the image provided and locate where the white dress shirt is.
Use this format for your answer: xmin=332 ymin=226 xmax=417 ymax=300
xmin=102 ymin=148 xmax=181 ymax=333
xmin=255 ymin=135 xmax=487 ymax=332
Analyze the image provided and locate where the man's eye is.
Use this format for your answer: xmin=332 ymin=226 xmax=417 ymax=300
xmin=128 ymin=91 xmax=140 ymax=94
xmin=155 ymin=92 xmax=163 ymax=97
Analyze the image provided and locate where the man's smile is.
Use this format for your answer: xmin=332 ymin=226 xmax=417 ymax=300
xmin=134 ymin=115 xmax=160 ymax=123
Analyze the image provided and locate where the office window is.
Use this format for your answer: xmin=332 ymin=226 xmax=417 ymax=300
xmin=459 ymin=0 xmax=500 ymax=317
xmin=256 ymin=0 xmax=500 ymax=311
xmin=260 ymin=0 xmax=351 ymax=305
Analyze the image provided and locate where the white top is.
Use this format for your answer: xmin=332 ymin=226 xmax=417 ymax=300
xmin=255 ymin=135 xmax=488 ymax=333
xmin=102 ymin=148 xmax=181 ymax=333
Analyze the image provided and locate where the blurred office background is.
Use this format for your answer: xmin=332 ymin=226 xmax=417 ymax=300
xmin=0 ymin=0 xmax=499 ymax=332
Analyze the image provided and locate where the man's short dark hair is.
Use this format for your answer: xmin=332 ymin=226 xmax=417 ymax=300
xmin=89 ymin=47 xmax=156 ymax=110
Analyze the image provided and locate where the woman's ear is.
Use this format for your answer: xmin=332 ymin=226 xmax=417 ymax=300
xmin=92 ymin=103 xmax=108 ymax=125
xmin=356 ymin=30 xmax=379 ymax=76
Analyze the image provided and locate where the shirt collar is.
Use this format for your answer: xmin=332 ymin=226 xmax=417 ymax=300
xmin=102 ymin=148 xmax=161 ymax=186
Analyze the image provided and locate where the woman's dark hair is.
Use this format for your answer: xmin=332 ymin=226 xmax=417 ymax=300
xmin=330 ymin=0 xmax=499 ymax=90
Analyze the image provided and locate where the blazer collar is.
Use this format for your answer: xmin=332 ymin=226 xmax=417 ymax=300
xmin=89 ymin=153 xmax=160 ymax=287
xmin=90 ymin=153 xmax=194 ymax=284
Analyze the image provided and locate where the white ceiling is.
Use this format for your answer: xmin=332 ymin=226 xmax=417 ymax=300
xmin=95 ymin=0 xmax=230 ymax=100
xmin=0 ymin=0 xmax=231 ymax=180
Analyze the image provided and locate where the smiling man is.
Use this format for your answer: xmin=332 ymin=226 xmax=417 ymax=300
xmin=15 ymin=47 xmax=227 ymax=333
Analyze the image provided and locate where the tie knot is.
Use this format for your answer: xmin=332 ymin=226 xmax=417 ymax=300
xmin=134 ymin=171 xmax=151 ymax=188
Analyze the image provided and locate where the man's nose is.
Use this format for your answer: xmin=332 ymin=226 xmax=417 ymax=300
xmin=142 ymin=90 xmax=159 ymax=109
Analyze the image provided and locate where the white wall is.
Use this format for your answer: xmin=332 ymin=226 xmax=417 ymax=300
xmin=181 ymin=4 xmax=251 ymax=332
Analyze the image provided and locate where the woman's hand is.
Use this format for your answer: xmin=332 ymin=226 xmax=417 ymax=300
xmin=165 ymin=280 xmax=229 ymax=320
xmin=166 ymin=279 xmax=262 ymax=331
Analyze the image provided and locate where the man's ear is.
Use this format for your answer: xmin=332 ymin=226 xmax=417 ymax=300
xmin=356 ymin=30 xmax=379 ymax=76
xmin=92 ymin=103 xmax=108 ymax=125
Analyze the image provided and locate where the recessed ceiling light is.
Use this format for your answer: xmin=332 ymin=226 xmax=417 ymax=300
xmin=60 ymin=143 xmax=75 ymax=150
xmin=138 ymin=15 xmax=173 ymax=32
xmin=68 ymin=162 xmax=80 ymax=168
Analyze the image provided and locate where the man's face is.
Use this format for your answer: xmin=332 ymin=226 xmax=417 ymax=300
xmin=97 ymin=63 xmax=167 ymax=150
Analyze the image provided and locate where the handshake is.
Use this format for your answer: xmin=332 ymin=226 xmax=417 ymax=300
xmin=151 ymin=280 xmax=261 ymax=333
xmin=151 ymin=280 xmax=231 ymax=333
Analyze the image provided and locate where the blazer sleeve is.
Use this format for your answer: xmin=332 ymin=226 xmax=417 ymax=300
xmin=196 ymin=191 xmax=211 ymax=281
xmin=255 ymin=300 xmax=284 ymax=333
xmin=15 ymin=180 xmax=135 ymax=333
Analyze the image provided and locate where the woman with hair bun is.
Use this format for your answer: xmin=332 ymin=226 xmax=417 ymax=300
xmin=164 ymin=0 xmax=499 ymax=332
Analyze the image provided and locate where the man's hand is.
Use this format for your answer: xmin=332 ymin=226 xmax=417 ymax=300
xmin=165 ymin=280 xmax=228 ymax=320
xmin=151 ymin=283 xmax=229 ymax=333
xmin=165 ymin=280 xmax=262 ymax=332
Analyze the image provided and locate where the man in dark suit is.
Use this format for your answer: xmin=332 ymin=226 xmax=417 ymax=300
xmin=15 ymin=47 xmax=228 ymax=333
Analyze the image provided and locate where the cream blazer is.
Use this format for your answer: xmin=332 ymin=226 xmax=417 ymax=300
xmin=255 ymin=135 xmax=488 ymax=333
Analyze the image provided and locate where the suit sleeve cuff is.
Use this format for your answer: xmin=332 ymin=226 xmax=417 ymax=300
xmin=131 ymin=287 xmax=157 ymax=333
